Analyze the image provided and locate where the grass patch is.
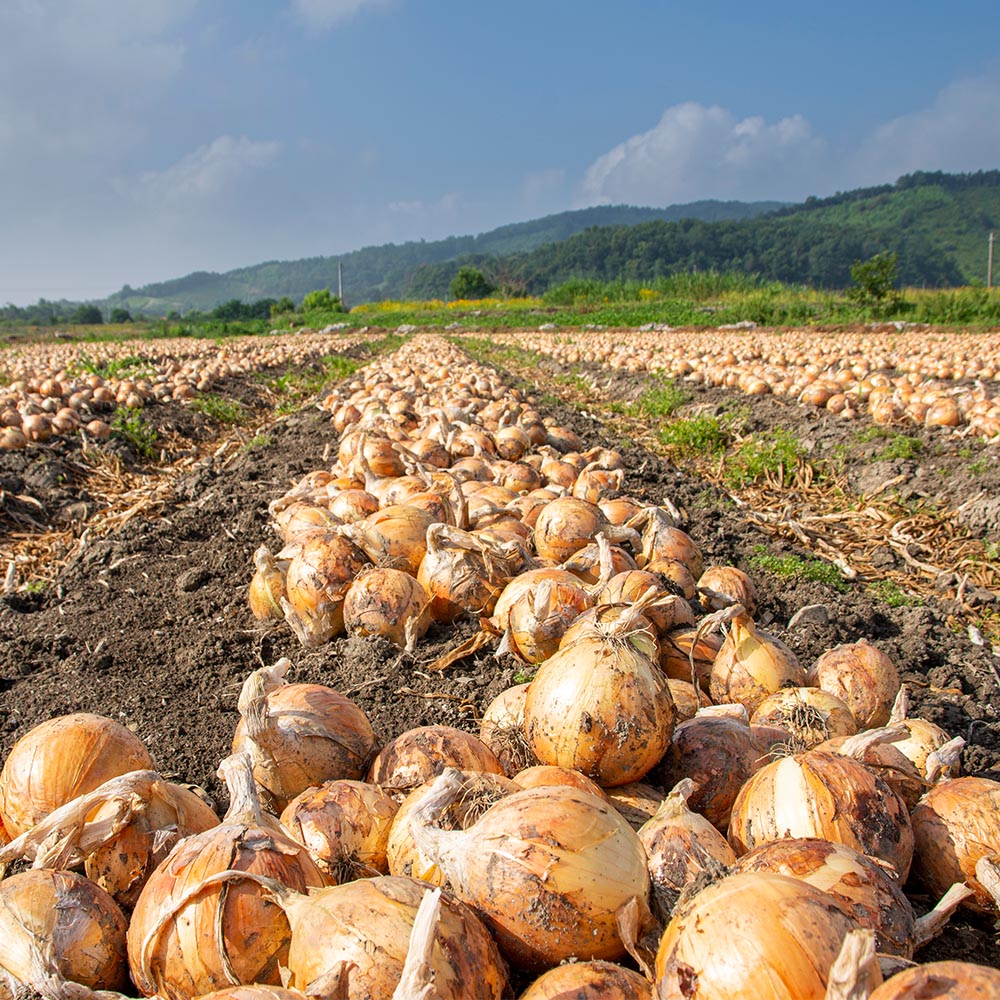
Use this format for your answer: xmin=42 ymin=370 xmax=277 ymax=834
xmin=191 ymin=394 xmax=246 ymax=424
xmin=243 ymin=433 xmax=272 ymax=451
xmin=111 ymin=407 xmax=158 ymax=459
xmin=877 ymin=435 xmax=923 ymax=461
xmin=866 ymin=579 xmax=922 ymax=608
xmin=724 ymin=429 xmax=802 ymax=486
xmin=69 ymin=353 xmax=154 ymax=380
xmin=748 ymin=545 xmax=848 ymax=591
xmin=658 ymin=414 xmax=728 ymax=455
xmin=627 ymin=377 xmax=690 ymax=419
xmin=968 ymin=455 xmax=990 ymax=475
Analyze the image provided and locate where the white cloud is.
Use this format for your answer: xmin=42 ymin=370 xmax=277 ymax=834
xmin=292 ymin=0 xmax=393 ymax=31
xmin=580 ymin=102 xmax=828 ymax=207
xmin=133 ymin=136 xmax=283 ymax=203
xmin=851 ymin=74 xmax=1000 ymax=185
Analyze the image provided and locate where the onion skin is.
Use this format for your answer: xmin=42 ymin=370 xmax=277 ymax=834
xmin=199 ymin=989 xmax=310 ymax=1000
xmin=867 ymin=961 xmax=1000 ymax=999
xmin=750 ymin=687 xmax=857 ymax=751
xmin=519 ymin=960 xmax=653 ymax=999
xmin=0 ymin=868 xmax=130 ymax=993
xmin=910 ymin=776 xmax=1000 ymax=914
xmin=479 ymin=683 xmax=538 ymax=777
xmin=806 ymin=640 xmax=900 ymax=729
xmin=734 ymin=837 xmax=916 ymax=957
xmin=342 ymin=565 xmax=431 ymax=651
xmin=728 ymin=750 xmax=914 ymax=879
xmin=0 ymin=713 xmax=155 ymax=837
xmin=654 ymin=872 xmax=858 ymax=1000
xmin=410 ymin=770 xmax=651 ymax=971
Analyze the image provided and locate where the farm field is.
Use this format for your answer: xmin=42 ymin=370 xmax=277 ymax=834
xmin=1 ymin=324 xmax=999 ymax=992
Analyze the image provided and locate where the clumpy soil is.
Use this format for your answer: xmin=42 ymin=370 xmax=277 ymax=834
xmin=1 ymin=342 xmax=998 ymax=970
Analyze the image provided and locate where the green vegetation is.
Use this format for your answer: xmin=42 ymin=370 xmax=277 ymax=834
xmin=658 ymin=415 xmax=729 ymax=455
xmin=69 ymin=354 xmax=153 ymax=380
xmin=848 ymin=251 xmax=904 ymax=316
xmin=111 ymin=407 xmax=158 ymax=459
xmin=627 ymin=377 xmax=691 ymax=419
xmin=724 ymin=430 xmax=803 ymax=486
xmin=243 ymin=433 xmax=272 ymax=451
xmin=866 ymin=579 xmax=921 ymax=608
xmin=748 ymin=545 xmax=848 ymax=591
xmin=450 ymin=266 xmax=496 ymax=300
xmin=191 ymin=394 xmax=246 ymax=424
xmin=877 ymin=434 xmax=923 ymax=461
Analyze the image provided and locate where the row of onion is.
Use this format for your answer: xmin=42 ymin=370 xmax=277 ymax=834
xmin=484 ymin=328 xmax=1000 ymax=439
xmin=0 ymin=333 xmax=997 ymax=999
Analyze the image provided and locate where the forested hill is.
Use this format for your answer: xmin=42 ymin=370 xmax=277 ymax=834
xmin=102 ymin=201 xmax=783 ymax=315
xmin=403 ymin=171 xmax=1000 ymax=298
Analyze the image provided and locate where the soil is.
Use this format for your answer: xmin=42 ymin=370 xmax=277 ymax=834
xmin=1 ymin=334 xmax=998 ymax=973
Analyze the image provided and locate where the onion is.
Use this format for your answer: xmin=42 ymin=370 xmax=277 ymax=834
xmin=492 ymin=567 xmax=592 ymax=631
xmin=513 ymin=765 xmax=610 ymax=800
xmin=199 ymin=989 xmax=309 ymax=1000
xmin=524 ymin=603 xmax=676 ymax=787
xmin=655 ymin=712 xmax=761 ymax=830
xmin=0 ymin=868 xmax=130 ymax=995
xmin=600 ymin=571 xmax=695 ymax=635
xmin=519 ymin=960 xmax=653 ymax=999
xmin=559 ymin=601 xmax=660 ymax=659
xmin=750 ymin=687 xmax=857 ymax=751
xmin=628 ymin=508 xmax=702 ymax=578
xmin=658 ymin=627 xmax=722 ymax=690
xmin=409 ymin=769 xmax=651 ymax=970
xmin=605 ymin=780 xmax=666 ymax=830
xmin=248 ymin=545 xmax=285 ymax=621
xmin=562 ymin=540 xmax=637 ymax=585
xmin=282 ymin=530 xmax=369 ymax=646
xmin=697 ymin=565 xmax=757 ymax=614
xmin=654 ymin=872 xmax=858 ymax=1000
xmin=327 ymin=487 xmax=379 ymax=524
xmin=506 ymin=576 xmax=594 ymax=663
xmin=910 ymin=776 xmax=1000 ymax=914
xmin=868 ymin=961 xmax=1000 ymax=999
xmin=367 ymin=725 xmax=504 ymax=796
xmin=387 ymin=771 xmax=518 ymax=885
xmin=888 ymin=686 xmax=963 ymax=780
xmin=342 ymin=566 xmax=431 ymax=651
xmin=665 ymin=678 xmax=711 ymax=721
xmin=728 ymin=747 xmax=914 ymax=878
xmin=273 ymin=499 xmax=341 ymax=542
xmin=572 ymin=463 xmax=625 ymax=503
xmin=127 ymin=753 xmax=328 ymax=1000
xmin=279 ymin=779 xmax=399 ymax=881
xmin=0 ymin=713 xmax=154 ymax=837
xmin=638 ymin=778 xmax=736 ymax=920
xmin=806 ymin=640 xmax=900 ymax=729
xmin=533 ymin=498 xmax=639 ymax=563
xmin=815 ymin=729 xmax=928 ymax=810
xmin=479 ymin=683 xmax=538 ymax=776
xmin=341 ymin=504 xmax=435 ymax=575
xmin=708 ymin=610 xmax=805 ymax=714
xmin=231 ymin=660 xmax=376 ymax=813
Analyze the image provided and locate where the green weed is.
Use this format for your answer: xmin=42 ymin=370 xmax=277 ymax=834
xmin=865 ymin=579 xmax=921 ymax=608
xmin=70 ymin=354 xmax=154 ymax=380
xmin=748 ymin=545 xmax=848 ymax=591
xmin=725 ymin=430 xmax=802 ymax=486
xmin=243 ymin=433 xmax=272 ymax=451
xmin=877 ymin=435 xmax=923 ymax=461
xmin=627 ymin=377 xmax=690 ymax=419
xmin=191 ymin=394 xmax=246 ymax=424
xmin=658 ymin=415 xmax=728 ymax=455
xmin=111 ymin=407 xmax=158 ymax=459
xmin=968 ymin=455 xmax=990 ymax=475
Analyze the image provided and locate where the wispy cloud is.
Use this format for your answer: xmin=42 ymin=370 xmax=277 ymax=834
xmin=292 ymin=0 xmax=394 ymax=31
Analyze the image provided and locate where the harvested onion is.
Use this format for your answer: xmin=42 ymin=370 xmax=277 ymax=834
xmin=342 ymin=565 xmax=431 ymax=651
xmin=868 ymin=960 xmax=1000 ymax=999
xmin=806 ymin=640 xmax=900 ymax=729
xmin=750 ymin=686 xmax=857 ymax=750
xmin=479 ymin=683 xmax=537 ymax=777
xmin=519 ymin=960 xmax=653 ymax=999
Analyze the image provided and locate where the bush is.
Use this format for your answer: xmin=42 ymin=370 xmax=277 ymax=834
xmin=71 ymin=304 xmax=103 ymax=324
xmin=301 ymin=288 xmax=345 ymax=313
xmin=450 ymin=266 xmax=496 ymax=300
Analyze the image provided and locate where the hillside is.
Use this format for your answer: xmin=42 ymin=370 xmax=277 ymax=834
xmin=102 ymin=201 xmax=783 ymax=316
xmin=404 ymin=171 xmax=1000 ymax=297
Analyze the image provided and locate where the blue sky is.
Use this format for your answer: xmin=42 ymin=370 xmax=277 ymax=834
xmin=2 ymin=0 xmax=999 ymax=304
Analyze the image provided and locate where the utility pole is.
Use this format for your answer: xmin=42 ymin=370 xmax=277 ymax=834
xmin=338 ymin=261 xmax=345 ymax=307
xmin=989 ymin=232 xmax=995 ymax=290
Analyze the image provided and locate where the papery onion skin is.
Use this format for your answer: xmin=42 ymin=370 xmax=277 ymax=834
xmin=605 ymin=780 xmax=666 ymax=830
xmin=519 ymin=960 xmax=653 ymax=999
xmin=513 ymin=765 xmax=610 ymax=801
xmin=910 ymin=776 xmax=1000 ymax=914
xmin=734 ymin=837 xmax=915 ymax=957
xmin=0 ymin=868 xmax=130 ymax=993
xmin=199 ymin=989 xmax=310 ymax=1000
xmin=654 ymin=872 xmax=858 ymax=1000
xmin=0 ymin=713 xmax=155 ymax=837
xmin=727 ymin=750 xmax=914 ymax=879
xmin=750 ymin=687 xmax=857 ymax=751
xmin=867 ymin=960 xmax=1000 ymax=999
xmin=806 ymin=640 xmax=900 ymax=729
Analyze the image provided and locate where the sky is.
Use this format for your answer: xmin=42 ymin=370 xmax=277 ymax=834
xmin=2 ymin=1 xmax=999 ymax=305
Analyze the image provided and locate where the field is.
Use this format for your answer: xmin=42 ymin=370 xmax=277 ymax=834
xmin=1 ymin=320 xmax=999 ymax=989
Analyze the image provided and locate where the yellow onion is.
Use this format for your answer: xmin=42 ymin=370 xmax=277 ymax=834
xmin=735 ymin=837 xmax=972 ymax=959
xmin=199 ymin=989 xmax=309 ymax=1000
xmin=638 ymin=778 xmax=736 ymax=920
xmin=342 ymin=565 xmax=431 ymax=652
xmin=888 ymin=686 xmax=964 ymax=780
xmin=417 ymin=524 xmax=518 ymax=623
xmin=750 ymin=687 xmax=857 ymax=751
xmin=605 ymin=781 xmax=666 ymax=830
xmin=327 ymin=487 xmax=379 ymax=523
xmin=910 ymin=776 xmax=1000 ymax=914
xmin=728 ymin=747 xmax=914 ymax=878
xmin=708 ymin=610 xmax=805 ymax=714
xmin=273 ymin=500 xmax=341 ymax=542
xmin=559 ymin=601 xmax=660 ymax=659
xmin=665 ymin=678 xmax=711 ymax=721
xmin=513 ymin=765 xmax=610 ymax=801
xmin=126 ymin=754 xmax=328 ymax=1000
xmin=533 ymin=497 xmax=639 ymax=563
xmin=505 ymin=576 xmax=594 ymax=663
xmin=387 ymin=771 xmax=518 ymax=885
xmin=655 ymin=712 xmax=769 ymax=830
xmin=562 ymin=540 xmax=637 ymax=585
xmin=340 ymin=504 xmax=435 ymax=575
xmin=492 ymin=567 xmax=593 ymax=631
xmin=367 ymin=725 xmax=504 ymax=796
xmin=519 ymin=960 xmax=653 ymax=999
xmin=868 ymin=961 xmax=1000 ymax=999
xmin=806 ymin=640 xmax=900 ymax=729
xmin=572 ymin=463 xmax=625 ymax=503
xmin=697 ymin=565 xmax=757 ymax=614
xmin=658 ymin=627 xmax=722 ymax=690
xmin=599 ymin=496 xmax=646 ymax=526
xmin=524 ymin=604 xmax=675 ymax=787
xmin=282 ymin=530 xmax=369 ymax=646
xmin=655 ymin=872 xmax=858 ymax=1000
xmin=248 ymin=546 xmax=285 ymax=621
xmin=0 ymin=713 xmax=155 ymax=837
xmin=815 ymin=729 xmax=928 ymax=810
xmin=231 ymin=660 xmax=376 ymax=813
xmin=600 ymin=571 xmax=695 ymax=635
xmin=627 ymin=508 xmax=702 ymax=577
xmin=0 ymin=869 xmax=129 ymax=994
xmin=643 ymin=556 xmax=697 ymax=600
xmin=479 ymin=683 xmax=538 ymax=776
xmin=280 ymin=780 xmax=399 ymax=881
xmin=410 ymin=769 xmax=651 ymax=970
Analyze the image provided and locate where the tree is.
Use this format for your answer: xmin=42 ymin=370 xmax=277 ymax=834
xmin=450 ymin=266 xmax=496 ymax=300
xmin=848 ymin=251 xmax=903 ymax=313
xmin=71 ymin=304 xmax=103 ymax=324
xmin=109 ymin=307 xmax=133 ymax=323
xmin=301 ymin=288 xmax=345 ymax=313
xmin=271 ymin=296 xmax=296 ymax=317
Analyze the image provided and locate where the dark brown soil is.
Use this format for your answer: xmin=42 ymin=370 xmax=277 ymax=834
xmin=1 ymin=339 xmax=998 ymax=971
